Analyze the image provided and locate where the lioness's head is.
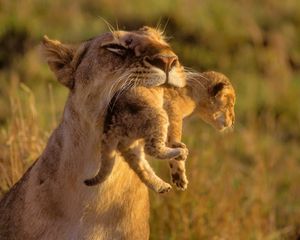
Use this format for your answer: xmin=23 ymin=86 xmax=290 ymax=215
xmin=188 ymin=71 xmax=236 ymax=131
xmin=42 ymin=26 xmax=186 ymax=109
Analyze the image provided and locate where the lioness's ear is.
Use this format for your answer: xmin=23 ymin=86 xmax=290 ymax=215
xmin=42 ymin=35 xmax=75 ymax=89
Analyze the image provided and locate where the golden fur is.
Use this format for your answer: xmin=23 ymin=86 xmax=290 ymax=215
xmin=0 ymin=27 xmax=186 ymax=240
xmin=166 ymin=71 xmax=236 ymax=189
xmin=85 ymin=71 xmax=235 ymax=193
xmin=84 ymin=86 xmax=189 ymax=192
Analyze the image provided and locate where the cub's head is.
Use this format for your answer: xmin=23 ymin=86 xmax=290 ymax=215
xmin=42 ymin=26 xmax=186 ymax=106
xmin=188 ymin=71 xmax=236 ymax=131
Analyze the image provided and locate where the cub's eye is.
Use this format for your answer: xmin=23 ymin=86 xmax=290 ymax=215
xmin=104 ymin=44 xmax=127 ymax=56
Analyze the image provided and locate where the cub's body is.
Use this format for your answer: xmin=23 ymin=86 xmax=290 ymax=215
xmin=85 ymin=71 xmax=236 ymax=192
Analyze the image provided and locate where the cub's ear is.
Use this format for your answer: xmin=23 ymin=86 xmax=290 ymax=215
xmin=211 ymin=82 xmax=225 ymax=97
xmin=42 ymin=35 xmax=76 ymax=89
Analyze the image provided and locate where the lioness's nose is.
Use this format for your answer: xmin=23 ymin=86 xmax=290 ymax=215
xmin=146 ymin=55 xmax=178 ymax=72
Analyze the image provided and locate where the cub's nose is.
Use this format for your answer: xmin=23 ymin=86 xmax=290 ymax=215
xmin=146 ymin=54 xmax=178 ymax=73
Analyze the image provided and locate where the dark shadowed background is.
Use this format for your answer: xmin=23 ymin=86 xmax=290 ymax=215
xmin=1 ymin=0 xmax=300 ymax=239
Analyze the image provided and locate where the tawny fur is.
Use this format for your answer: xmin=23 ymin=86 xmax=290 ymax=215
xmin=84 ymin=86 xmax=189 ymax=193
xmin=165 ymin=71 xmax=236 ymax=189
xmin=85 ymin=71 xmax=236 ymax=192
xmin=0 ymin=27 xmax=186 ymax=240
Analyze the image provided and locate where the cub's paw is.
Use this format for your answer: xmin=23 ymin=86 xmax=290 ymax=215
xmin=169 ymin=161 xmax=188 ymax=190
xmin=154 ymin=182 xmax=172 ymax=194
xmin=170 ymin=142 xmax=186 ymax=148
xmin=170 ymin=142 xmax=189 ymax=161
xmin=166 ymin=148 xmax=183 ymax=159
xmin=171 ymin=171 xmax=188 ymax=190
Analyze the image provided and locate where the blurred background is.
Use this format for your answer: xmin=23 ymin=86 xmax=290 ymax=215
xmin=1 ymin=0 xmax=300 ymax=239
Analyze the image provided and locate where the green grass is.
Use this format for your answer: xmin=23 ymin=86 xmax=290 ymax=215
xmin=1 ymin=0 xmax=300 ymax=239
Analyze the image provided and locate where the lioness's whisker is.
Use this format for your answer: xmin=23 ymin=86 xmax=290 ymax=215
xmin=186 ymin=74 xmax=206 ymax=89
xmin=98 ymin=16 xmax=117 ymax=38
xmin=183 ymin=66 xmax=197 ymax=73
xmin=103 ymin=72 xmax=130 ymax=112
xmin=108 ymin=73 xmax=133 ymax=111
xmin=132 ymin=75 xmax=140 ymax=94
xmin=110 ymin=72 xmax=131 ymax=96
xmin=184 ymin=68 xmax=209 ymax=89
xmin=111 ymin=81 xmax=133 ymax=110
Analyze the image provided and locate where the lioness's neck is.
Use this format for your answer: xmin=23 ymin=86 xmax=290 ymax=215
xmin=22 ymin=87 xmax=149 ymax=239
xmin=25 ymin=93 xmax=104 ymax=213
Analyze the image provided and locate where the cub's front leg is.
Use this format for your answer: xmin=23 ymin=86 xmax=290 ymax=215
xmin=119 ymin=141 xmax=172 ymax=194
xmin=143 ymin=108 xmax=188 ymax=161
xmin=168 ymin=143 xmax=189 ymax=190
xmin=167 ymin=113 xmax=189 ymax=190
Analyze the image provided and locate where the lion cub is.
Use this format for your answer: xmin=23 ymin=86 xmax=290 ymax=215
xmin=85 ymin=71 xmax=235 ymax=193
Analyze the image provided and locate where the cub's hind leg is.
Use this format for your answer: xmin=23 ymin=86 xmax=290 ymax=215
xmin=143 ymin=110 xmax=188 ymax=161
xmin=120 ymin=141 xmax=172 ymax=194
xmin=167 ymin=112 xmax=189 ymax=190
xmin=168 ymin=142 xmax=189 ymax=190
xmin=169 ymin=158 xmax=188 ymax=190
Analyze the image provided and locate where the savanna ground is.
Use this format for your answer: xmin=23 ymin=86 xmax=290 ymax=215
xmin=1 ymin=1 xmax=300 ymax=239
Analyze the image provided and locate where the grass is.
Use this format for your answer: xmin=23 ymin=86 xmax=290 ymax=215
xmin=1 ymin=0 xmax=300 ymax=239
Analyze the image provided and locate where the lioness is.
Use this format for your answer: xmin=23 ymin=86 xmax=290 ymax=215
xmin=0 ymin=27 xmax=186 ymax=240
xmin=85 ymin=71 xmax=235 ymax=193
